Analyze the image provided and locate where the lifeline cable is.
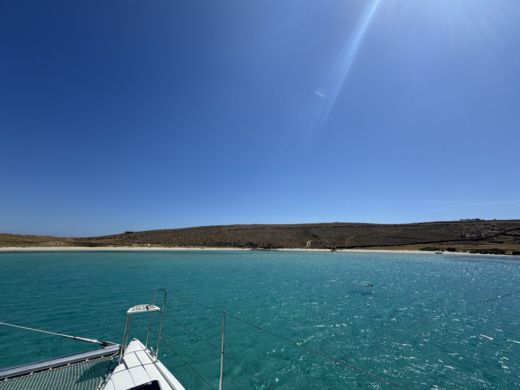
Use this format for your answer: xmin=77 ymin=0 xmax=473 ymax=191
xmin=478 ymin=289 xmax=520 ymax=304
xmin=166 ymin=316 xmax=220 ymax=351
xmin=169 ymin=292 xmax=406 ymax=389
xmin=161 ymin=336 xmax=216 ymax=390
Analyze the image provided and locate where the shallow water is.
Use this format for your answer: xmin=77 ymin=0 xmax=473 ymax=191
xmin=0 ymin=251 xmax=519 ymax=389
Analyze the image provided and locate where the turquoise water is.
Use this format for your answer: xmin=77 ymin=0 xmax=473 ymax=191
xmin=0 ymin=251 xmax=519 ymax=389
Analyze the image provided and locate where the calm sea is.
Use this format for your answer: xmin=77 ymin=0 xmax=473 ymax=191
xmin=0 ymin=250 xmax=519 ymax=389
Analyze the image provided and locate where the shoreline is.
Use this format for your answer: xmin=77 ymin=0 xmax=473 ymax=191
xmin=0 ymin=246 xmax=517 ymax=258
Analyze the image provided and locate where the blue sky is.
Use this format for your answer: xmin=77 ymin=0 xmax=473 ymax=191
xmin=1 ymin=0 xmax=519 ymax=236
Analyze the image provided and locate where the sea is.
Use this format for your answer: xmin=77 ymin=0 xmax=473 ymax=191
xmin=0 ymin=250 xmax=519 ymax=389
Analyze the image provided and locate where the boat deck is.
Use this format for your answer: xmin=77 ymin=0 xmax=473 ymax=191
xmin=0 ymin=346 xmax=119 ymax=390
xmin=103 ymin=339 xmax=185 ymax=390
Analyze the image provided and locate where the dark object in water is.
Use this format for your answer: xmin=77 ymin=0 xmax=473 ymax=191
xmin=349 ymin=282 xmax=374 ymax=296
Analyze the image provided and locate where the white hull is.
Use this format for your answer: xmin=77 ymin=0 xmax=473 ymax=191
xmin=102 ymin=339 xmax=185 ymax=390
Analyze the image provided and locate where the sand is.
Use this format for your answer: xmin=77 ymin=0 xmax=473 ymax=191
xmin=0 ymin=246 xmax=516 ymax=258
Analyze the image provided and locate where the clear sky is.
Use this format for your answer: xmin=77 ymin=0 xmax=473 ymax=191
xmin=1 ymin=0 xmax=519 ymax=236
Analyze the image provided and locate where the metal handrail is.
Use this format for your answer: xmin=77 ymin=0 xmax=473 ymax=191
xmin=119 ymin=288 xmax=168 ymax=362
xmin=154 ymin=288 xmax=168 ymax=359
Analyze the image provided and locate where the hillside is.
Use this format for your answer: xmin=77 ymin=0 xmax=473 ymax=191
xmin=1 ymin=220 xmax=520 ymax=255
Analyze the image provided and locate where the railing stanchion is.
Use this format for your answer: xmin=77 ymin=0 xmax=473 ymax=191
xmin=219 ymin=312 xmax=225 ymax=390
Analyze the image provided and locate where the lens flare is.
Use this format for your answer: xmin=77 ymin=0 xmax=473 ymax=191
xmin=307 ymin=0 xmax=382 ymax=135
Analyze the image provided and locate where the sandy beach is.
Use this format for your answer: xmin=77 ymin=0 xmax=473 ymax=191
xmin=0 ymin=246 xmax=516 ymax=258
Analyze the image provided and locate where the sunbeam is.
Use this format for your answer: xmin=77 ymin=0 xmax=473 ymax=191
xmin=307 ymin=0 xmax=382 ymax=135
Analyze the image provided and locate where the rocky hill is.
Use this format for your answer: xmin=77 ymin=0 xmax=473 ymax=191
xmin=2 ymin=219 xmax=520 ymax=255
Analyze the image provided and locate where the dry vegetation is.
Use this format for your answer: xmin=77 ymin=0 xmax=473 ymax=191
xmin=2 ymin=220 xmax=520 ymax=256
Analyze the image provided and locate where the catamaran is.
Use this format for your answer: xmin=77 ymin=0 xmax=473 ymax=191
xmin=0 ymin=287 xmax=406 ymax=389
xmin=0 ymin=289 xmax=195 ymax=390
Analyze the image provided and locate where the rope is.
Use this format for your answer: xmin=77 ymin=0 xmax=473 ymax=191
xmin=0 ymin=321 xmax=112 ymax=346
xmin=169 ymin=293 xmax=406 ymax=389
